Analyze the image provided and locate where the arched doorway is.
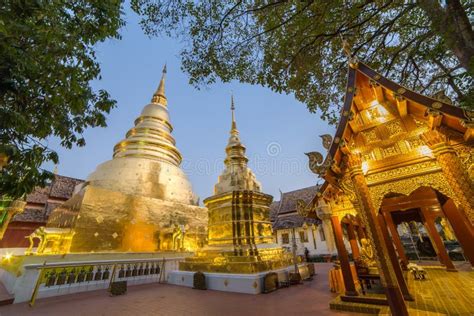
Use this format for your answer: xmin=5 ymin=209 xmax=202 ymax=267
xmin=379 ymin=187 xmax=474 ymax=271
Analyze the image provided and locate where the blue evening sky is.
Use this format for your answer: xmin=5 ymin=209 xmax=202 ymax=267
xmin=43 ymin=7 xmax=334 ymax=203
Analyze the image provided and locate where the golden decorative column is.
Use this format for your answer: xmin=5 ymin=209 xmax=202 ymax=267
xmin=422 ymin=130 xmax=474 ymax=225
xmin=315 ymin=199 xmax=336 ymax=253
xmin=346 ymin=153 xmax=408 ymax=315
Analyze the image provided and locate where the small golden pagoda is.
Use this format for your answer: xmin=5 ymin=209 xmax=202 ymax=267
xmin=179 ymin=97 xmax=291 ymax=273
xmin=45 ymin=66 xmax=207 ymax=253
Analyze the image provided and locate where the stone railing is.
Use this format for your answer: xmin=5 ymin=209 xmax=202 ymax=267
xmin=10 ymin=257 xmax=183 ymax=306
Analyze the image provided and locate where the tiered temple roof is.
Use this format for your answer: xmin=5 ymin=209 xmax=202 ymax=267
xmin=13 ymin=175 xmax=83 ymax=223
xmin=271 ymin=186 xmax=320 ymax=229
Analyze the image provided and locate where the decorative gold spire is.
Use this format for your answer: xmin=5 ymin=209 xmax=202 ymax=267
xmin=225 ymin=95 xmax=245 ymax=161
xmin=214 ymin=96 xmax=261 ymax=194
xmin=113 ymin=67 xmax=182 ymax=166
xmin=151 ymin=64 xmax=167 ymax=106
xmin=231 ymin=94 xmax=237 ymax=131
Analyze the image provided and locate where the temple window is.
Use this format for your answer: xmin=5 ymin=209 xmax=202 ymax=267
xmin=281 ymin=233 xmax=289 ymax=244
xmin=299 ymin=230 xmax=308 ymax=243
xmin=319 ymin=227 xmax=326 ymax=241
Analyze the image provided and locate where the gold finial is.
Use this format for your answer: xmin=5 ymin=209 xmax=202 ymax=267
xmin=340 ymin=34 xmax=351 ymax=59
xmin=231 ymin=94 xmax=237 ymax=131
xmin=339 ymin=34 xmax=358 ymax=68
xmin=152 ymin=64 xmax=167 ymax=105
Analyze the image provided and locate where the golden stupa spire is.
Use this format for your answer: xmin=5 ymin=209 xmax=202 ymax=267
xmin=151 ymin=64 xmax=167 ymax=106
xmin=214 ymin=95 xmax=261 ymax=194
xmin=113 ymin=64 xmax=182 ymax=166
xmin=231 ymin=94 xmax=237 ymax=131
xmin=227 ymin=94 xmax=242 ymax=145
xmin=224 ymin=95 xmax=247 ymax=166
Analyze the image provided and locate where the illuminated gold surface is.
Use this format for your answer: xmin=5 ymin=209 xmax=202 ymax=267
xmin=180 ymin=98 xmax=291 ymax=273
xmin=313 ymin=74 xmax=473 ymax=304
xmin=26 ymin=227 xmax=74 ymax=255
xmin=48 ymin=185 xmax=207 ymax=253
xmin=180 ymin=190 xmax=291 ymax=273
xmin=214 ymin=96 xmax=261 ymax=195
xmin=46 ymin=68 xmax=207 ymax=252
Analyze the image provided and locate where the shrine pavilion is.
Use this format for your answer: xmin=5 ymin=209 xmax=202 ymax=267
xmin=303 ymin=59 xmax=473 ymax=315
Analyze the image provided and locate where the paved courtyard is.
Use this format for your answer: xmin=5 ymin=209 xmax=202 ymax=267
xmin=0 ymin=263 xmax=358 ymax=316
xmin=406 ymin=264 xmax=474 ymax=316
xmin=1 ymin=262 xmax=472 ymax=316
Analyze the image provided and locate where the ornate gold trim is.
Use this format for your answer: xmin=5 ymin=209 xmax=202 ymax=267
xmin=366 ymin=160 xmax=441 ymax=186
xmin=368 ymin=171 xmax=457 ymax=210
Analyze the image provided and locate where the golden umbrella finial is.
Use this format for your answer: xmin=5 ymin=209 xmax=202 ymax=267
xmin=231 ymin=93 xmax=237 ymax=130
xmin=152 ymin=64 xmax=168 ymax=105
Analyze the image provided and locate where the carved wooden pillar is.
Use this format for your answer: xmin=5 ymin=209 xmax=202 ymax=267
xmin=330 ymin=215 xmax=358 ymax=296
xmin=378 ymin=213 xmax=413 ymax=301
xmin=346 ymin=222 xmax=360 ymax=260
xmin=382 ymin=211 xmax=409 ymax=268
xmin=420 ymin=207 xmax=457 ymax=271
xmin=442 ymin=199 xmax=474 ymax=266
xmin=422 ymin=130 xmax=474 ymax=225
xmin=356 ymin=224 xmax=366 ymax=241
xmin=346 ymin=153 xmax=408 ymax=315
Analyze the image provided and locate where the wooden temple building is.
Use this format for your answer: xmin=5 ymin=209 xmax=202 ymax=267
xmin=304 ymin=59 xmax=473 ymax=315
xmin=0 ymin=175 xmax=83 ymax=249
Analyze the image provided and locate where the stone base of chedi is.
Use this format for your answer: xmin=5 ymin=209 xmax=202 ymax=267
xmin=180 ymin=190 xmax=292 ymax=274
xmin=44 ymin=67 xmax=207 ymax=253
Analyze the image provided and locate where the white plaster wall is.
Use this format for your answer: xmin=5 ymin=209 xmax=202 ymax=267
xmin=168 ymin=266 xmax=294 ymax=294
xmin=0 ymin=248 xmax=31 ymax=256
xmin=275 ymin=226 xmax=341 ymax=256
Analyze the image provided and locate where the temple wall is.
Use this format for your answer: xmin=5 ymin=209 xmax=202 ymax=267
xmin=275 ymin=226 xmax=337 ymax=256
xmin=0 ymin=222 xmax=43 ymax=248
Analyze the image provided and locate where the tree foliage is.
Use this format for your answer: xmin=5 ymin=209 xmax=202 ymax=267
xmin=0 ymin=0 xmax=124 ymax=198
xmin=132 ymin=0 xmax=474 ymax=123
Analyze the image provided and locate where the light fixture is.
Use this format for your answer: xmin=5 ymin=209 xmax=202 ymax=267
xmin=361 ymin=161 xmax=369 ymax=174
xmin=417 ymin=145 xmax=433 ymax=157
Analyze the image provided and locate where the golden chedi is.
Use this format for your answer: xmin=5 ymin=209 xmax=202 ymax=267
xmin=46 ymin=66 xmax=207 ymax=253
xmin=180 ymin=97 xmax=291 ymax=273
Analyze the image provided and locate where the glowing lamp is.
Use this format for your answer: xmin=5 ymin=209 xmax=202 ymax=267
xmin=361 ymin=161 xmax=369 ymax=174
xmin=418 ymin=145 xmax=433 ymax=157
